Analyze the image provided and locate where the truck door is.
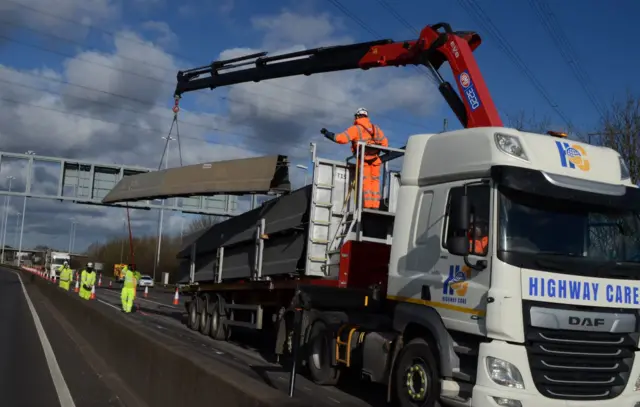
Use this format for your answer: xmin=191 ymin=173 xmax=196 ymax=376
xmin=436 ymin=181 xmax=491 ymax=335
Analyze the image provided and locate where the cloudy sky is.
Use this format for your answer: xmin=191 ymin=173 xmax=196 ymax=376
xmin=0 ymin=0 xmax=636 ymax=252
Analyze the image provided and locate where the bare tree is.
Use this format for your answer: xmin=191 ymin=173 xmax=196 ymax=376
xmin=597 ymin=91 xmax=640 ymax=184
xmin=505 ymin=110 xmax=552 ymax=133
xmin=187 ymin=215 xmax=225 ymax=234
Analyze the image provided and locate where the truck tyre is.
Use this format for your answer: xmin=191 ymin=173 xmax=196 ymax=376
xmin=188 ymin=300 xmax=200 ymax=331
xmin=306 ymin=319 xmax=340 ymax=386
xmin=209 ymin=300 xmax=229 ymax=341
xmin=199 ymin=302 xmax=210 ymax=335
xmin=393 ymin=338 xmax=440 ymax=407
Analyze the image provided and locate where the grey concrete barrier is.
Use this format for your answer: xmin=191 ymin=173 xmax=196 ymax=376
xmin=17 ymin=267 xmax=302 ymax=407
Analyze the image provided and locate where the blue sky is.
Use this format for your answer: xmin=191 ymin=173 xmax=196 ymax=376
xmin=0 ymin=0 xmax=638 ymax=250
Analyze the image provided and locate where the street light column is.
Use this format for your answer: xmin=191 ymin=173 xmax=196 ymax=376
xmin=1 ymin=176 xmax=15 ymax=263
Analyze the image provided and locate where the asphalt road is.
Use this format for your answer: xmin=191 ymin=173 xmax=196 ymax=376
xmin=95 ymin=285 xmax=387 ymax=407
xmin=0 ymin=267 xmax=132 ymax=407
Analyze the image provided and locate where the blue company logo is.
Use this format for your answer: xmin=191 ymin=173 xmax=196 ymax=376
xmin=459 ymin=71 xmax=481 ymax=111
xmin=555 ymin=141 xmax=590 ymax=171
xmin=442 ymin=265 xmax=470 ymax=304
xmin=528 ymin=276 xmax=640 ymax=306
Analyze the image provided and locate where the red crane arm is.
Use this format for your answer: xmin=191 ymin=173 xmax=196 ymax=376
xmin=175 ymin=22 xmax=502 ymax=128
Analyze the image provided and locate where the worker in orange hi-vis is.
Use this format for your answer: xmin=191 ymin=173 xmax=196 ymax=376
xmin=320 ymin=107 xmax=389 ymax=209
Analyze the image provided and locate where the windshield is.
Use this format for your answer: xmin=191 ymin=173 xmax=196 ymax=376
xmin=52 ymin=258 xmax=69 ymax=265
xmin=499 ymin=187 xmax=640 ymax=263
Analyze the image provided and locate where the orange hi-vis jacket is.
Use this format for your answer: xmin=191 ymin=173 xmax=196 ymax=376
xmin=334 ymin=117 xmax=388 ymax=160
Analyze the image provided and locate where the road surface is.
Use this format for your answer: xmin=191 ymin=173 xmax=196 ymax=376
xmin=0 ymin=267 xmax=131 ymax=407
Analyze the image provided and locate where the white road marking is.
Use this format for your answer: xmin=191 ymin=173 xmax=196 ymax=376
xmin=97 ymin=299 xmax=121 ymax=311
xmin=10 ymin=269 xmax=76 ymax=407
xmin=100 ymin=289 xmax=178 ymax=309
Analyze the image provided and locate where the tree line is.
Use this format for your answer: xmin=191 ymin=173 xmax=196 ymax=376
xmin=84 ymin=215 xmax=223 ymax=282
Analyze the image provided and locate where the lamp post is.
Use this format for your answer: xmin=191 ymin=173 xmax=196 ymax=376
xmin=1 ymin=175 xmax=15 ymax=263
xmin=296 ymin=164 xmax=309 ymax=186
xmin=68 ymin=218 xmax=77 ymax=253
xmin=18 ymin=150 xmax=35 ymax=265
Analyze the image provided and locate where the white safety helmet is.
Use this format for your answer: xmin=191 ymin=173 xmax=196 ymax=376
xmin=354 ymin=107 xmax=368 ymax=117
xmin=63 ymin=261 xmax=69 ymax=266
xmin=87 ymin=262 xmax=94 ymax=268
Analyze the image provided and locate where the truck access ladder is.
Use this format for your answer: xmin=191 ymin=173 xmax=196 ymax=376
xmin=304 ymin=142 xmax=404 ymax=278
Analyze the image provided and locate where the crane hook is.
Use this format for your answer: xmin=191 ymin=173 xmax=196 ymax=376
xmin=172 ymin=95 xmax=181 ymax=115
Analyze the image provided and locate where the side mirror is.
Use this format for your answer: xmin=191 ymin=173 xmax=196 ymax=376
xmin=449 ymin=194 xmax=470 ymax=231
xmin=446 ymin=194 xmax=470 ymax=256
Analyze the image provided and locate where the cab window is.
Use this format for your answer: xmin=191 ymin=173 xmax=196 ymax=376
xmin=443 ymin=184 xmax=491 ymax=256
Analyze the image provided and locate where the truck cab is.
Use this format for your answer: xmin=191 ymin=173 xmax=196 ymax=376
xmin=386 ymin=127 xmax=640 ymax=406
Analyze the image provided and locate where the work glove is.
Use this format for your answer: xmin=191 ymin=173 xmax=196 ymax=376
xmin=321 ymin=128 xmax=336 ymax=142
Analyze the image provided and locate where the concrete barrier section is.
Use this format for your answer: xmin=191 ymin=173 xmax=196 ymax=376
xmin=18 ymin=267 xmax=302 ymax=407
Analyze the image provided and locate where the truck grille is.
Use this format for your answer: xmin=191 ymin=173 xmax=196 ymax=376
xmin=525 ymin=326 xmax=635 ymax=400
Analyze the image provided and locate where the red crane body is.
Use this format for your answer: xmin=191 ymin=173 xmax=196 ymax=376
xmin=174 ymin=22 xmax=503 ymax=129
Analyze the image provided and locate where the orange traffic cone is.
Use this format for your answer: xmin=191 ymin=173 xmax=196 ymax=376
xmin=144 ymin=286 xmax=148 ymax=298
xmin=90 ymin=285 xmax=96 ymax=300
xmin=74 ymin=279 xmax=79 ymax=293
xmin=172 ymin=287 xmax=179 ymax=305
xmin=98 ymin=273 xmax=102 ymax=287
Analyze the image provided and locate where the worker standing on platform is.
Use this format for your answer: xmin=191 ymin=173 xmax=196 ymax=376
xmin=58 ymin=261 xmax=72 ymax=291
xmin=320 ymin=108 xmax=389 ymax=209
xmin=121 ymin=264 xmax=137 ymax=313
xmin=79 ymin=262 xmax=97 ymax=300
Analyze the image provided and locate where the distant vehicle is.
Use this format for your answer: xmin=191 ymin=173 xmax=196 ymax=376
xmin=113 ymin=263 xmax=127 ymax=282
xmin=44 ymin=250 xmax=70 ymax=278
xmin=138 ymin=275 xmax=154 ymax=288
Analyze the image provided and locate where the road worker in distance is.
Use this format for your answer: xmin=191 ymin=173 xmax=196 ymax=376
xmin=58 ymin=261 xmax=72 ymax=291
xmin=79 ymin=262 xmax=97 ymax=300
xmin=121 ymin=264 xmax=137 ymax=313
xmin=320 ymin=107 xmax=389 ymax=209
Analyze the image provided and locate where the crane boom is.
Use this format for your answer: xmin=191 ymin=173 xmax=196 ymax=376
xmin=175 ymin=22 xmax=503 ymax=128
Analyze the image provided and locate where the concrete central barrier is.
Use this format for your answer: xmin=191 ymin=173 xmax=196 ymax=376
xmin=18 ymin=268 xmax=303 ymax=407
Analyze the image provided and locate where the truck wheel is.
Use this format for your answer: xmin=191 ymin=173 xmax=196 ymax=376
xmin=188 ymin=300 xmax=200 ymax=331
xmin=209 ymin=301 xmax=229 ymax=341
xmin=199 ymin=306 xmax=210 ymax=335
xmin=306 ymin=319 xmax=340 ymax=386
xmin=393 ymin=338 xmax=440 ymax=407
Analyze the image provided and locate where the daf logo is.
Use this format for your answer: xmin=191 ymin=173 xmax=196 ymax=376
xmin=568 ymin=316 xmax=605 ymax=327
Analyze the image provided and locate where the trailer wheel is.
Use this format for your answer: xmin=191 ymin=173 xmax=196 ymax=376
xmin=306 ymin=319 xmax=340 ymax=386
xmin=392 ymin=338 xmax=440 ymax=407
xmin=188 ymin=300 xmax=200 ymax=331
xmin=209 ymin=300 xmax=229 ymax=341
xmin=199 ymin=303 xmax=210 ymax=335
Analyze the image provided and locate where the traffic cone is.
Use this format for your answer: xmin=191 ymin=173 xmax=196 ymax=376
xmin=109 ymin=280 xmax=112 ymax=288
xmin=53 ymin=274 xmax=56 ymax=283
xmin=74 ymin=279 xmax=79 ymax=293
xmin=144 ymin=286 xmax=148 ymax=298
xmin=98 ymin=273 xmax=102 ymax=287
xmin=90 ymin=285 xmax=96 ymax=300
xmin=172 ymin=287 xmax=179 ymax=305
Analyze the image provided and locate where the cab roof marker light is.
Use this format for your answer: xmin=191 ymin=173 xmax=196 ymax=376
xmin=547 ymin=130 xmax=568 ymax=138
xmin=494 ymin=133 xmax=529 ymax=162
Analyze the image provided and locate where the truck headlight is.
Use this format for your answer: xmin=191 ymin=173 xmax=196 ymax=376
xmin=620 ymin=156 xmax=631 ymax=181
xmin=495 ymin=133 xmax=529 ymax=161
xmin=486 ymin=356 xmax=525 ymax=389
